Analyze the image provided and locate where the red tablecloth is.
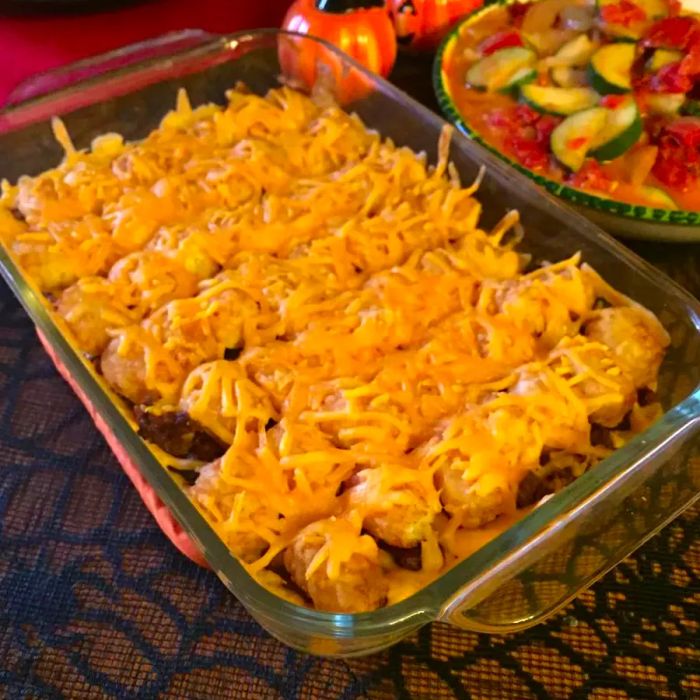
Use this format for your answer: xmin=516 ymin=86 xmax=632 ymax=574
xmin=0 ymin=0 xmax=290 ymax=104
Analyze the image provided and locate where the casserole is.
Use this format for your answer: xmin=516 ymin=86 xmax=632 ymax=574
xmin=0 ymin=29 xmax=698 ymax=656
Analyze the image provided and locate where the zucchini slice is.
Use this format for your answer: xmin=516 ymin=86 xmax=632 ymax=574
xmin=500 ymin=67 xmax=538 ymax=93
xmin=648 ymin=49 xmax=683 ymax=73
xmin=590 ymin=97 xmax=643 ymax=161
xmin=589 ymin=43 xmax=636 ymax=94
xmin=551 ymin=107 xmax=609 ymax=171
xmin=521 ymin=84 xmax=600 ymax=115
xmin=548 ymin=34 xmax=598 ymax=67
xmin=646 ymin=93 xmax=686 ymax=116
xmin=466 ymin=47 xmax=537 ymax=93
xmin=551 ymin=66 xmax=588 ymax=88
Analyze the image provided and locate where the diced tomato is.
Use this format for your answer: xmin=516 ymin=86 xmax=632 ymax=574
xmin=652 ymin=117 xmax=700 ymax=189
xmin=651 ymin=61 xmax=692 ymax=92
xmin=569 ymin=161 xmax=615 ymax=193
xmin=514 ymin=104 xmax=541 ymax=126
xmin=682 ymin=42 xmax=700 ymax=76
xmin=485 ymin=105 xmax=561 ymax=172
xmin=507 ymin=135 xmax=550 ymax=169
xmin=642 ymin=16 xmax=700 ymax=50
xmin=600 ymin=95 xmax=628 ymax=109
xmin=479 ymin=30 xmax=524 ymax=56
xmin=535 ymin=115 xmax=560 ymax=143
xmin=600 ymin=0 xmax=646 ymax=28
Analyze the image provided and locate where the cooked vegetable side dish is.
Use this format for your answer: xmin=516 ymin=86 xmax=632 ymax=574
xmin=440 ymin=0 xmax=700 ymax=211
xmin=0 ymin=85 xmax=669 ymax=612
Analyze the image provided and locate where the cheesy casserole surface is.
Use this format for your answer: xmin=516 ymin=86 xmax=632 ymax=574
xmin=0 ymin=85 xmax=669 ymax=612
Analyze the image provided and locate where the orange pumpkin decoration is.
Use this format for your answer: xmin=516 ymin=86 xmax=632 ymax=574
xmin=387 ymin=0 xmax=483 ymax=51
xmin=280 ymin=0 xmax=397 ymax=103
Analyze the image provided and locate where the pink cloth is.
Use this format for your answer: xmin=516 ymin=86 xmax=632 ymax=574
xmin=0 ymin=0 xmax=290 ymax=104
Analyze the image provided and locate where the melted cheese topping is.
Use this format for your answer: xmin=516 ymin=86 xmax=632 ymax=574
xmin=0 ymin=85 xmax=668 ymax=613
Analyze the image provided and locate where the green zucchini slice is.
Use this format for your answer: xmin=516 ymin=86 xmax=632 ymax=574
xmin=521 ymin=84 xmax=600 ymax=116
xmin=648 ymin=49 xmax=683 ymax=73
xmin=646 ymin=93 xmax=686 ymax=116
xmin=590 ymin=97 xmax=643 ymax=161
xmin=589 ymin=43 xmax=636 ymax=94
xmin=500 ymin=66 xmax=538 ymax=93
xmin=551 ymin=107 xmax=609 ymax=171
xmin=466 ymin=47 xmax=537 ymax=93
xmin=551 ymin=66 xmax=588 ymax=88
xmin=549 ymin=35 xmax=598 ymax=67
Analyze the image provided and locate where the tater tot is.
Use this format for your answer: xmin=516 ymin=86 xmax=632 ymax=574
xmin=346 ymin=466 xmax=441 ymax=549
xmin=438 ymin=465 xmax=512 ymax=529
xmin=284 ymin=518 xmax=388 ymax=613
xmin=56 ymin=278 xmax=137 ymax=356
xmin=583 ymin=306 xmax=670 ymax=389
xmin=179 ymin=360 xmax=277 ymax=445
xmin=190 ymin=459 xmax=268 ymax=563
xmin=479 ymin=262 xmax=595 ymax=349
xmin=100 ymin=335 xmax=157 ymax=405
xmin=108 ymin=250 xmax=200 ymax=314
xmin=551 ymin=339 xmax=637 ymax=428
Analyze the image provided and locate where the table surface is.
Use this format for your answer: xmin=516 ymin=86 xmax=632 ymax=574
xmin=1 ymin=32 xmax=700 ymax=700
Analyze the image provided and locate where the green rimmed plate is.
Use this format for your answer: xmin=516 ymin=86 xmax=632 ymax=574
xmin=432 ymin=0 xmax=700 ymax=243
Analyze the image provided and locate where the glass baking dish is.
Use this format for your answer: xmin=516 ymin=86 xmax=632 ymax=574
xmin=0 ymin=29 xmax=699 ymax=658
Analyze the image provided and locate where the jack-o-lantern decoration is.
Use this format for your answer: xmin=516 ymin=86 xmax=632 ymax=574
xmin=387 ymin=0 xmax=483 ymax=51
xmin=281 ymin=0 xmax=397 ymax=101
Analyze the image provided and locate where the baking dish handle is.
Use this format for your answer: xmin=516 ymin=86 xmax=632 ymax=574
xmin=5 ymin=29 xmax=218 ymax=106
xmin=439 ymin=393 xmax=700 ymax=633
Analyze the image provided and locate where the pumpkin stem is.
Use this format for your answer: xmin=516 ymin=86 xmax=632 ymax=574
xmin=315 ymin=0 xmax=385 ymax=12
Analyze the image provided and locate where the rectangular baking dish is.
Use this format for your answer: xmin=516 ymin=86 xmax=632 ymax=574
xmin=0 ymin=29 xmax=699 ymax=657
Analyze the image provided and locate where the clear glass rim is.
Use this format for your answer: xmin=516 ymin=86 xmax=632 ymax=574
xmin=0 ymin=28 xmax=698 ymax=639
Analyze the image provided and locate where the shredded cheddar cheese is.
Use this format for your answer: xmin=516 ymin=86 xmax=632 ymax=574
xmin=0 ymin=84 xmax=669 ymax=613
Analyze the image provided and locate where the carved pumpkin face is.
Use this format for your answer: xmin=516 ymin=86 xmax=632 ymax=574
xmin=387 ymin=0 xmax=483 ymax=51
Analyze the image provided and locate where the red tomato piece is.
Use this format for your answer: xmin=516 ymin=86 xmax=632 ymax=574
xmin=479 ymin=30 xmax=524 ymax=56
xmin=642 ymin=15 xmax=699 ymax=50
xmin=650 ymin=61 xmax=693 ymax=92
xmin=600 ymin=0 xmax=646 ymax=28
xmin=507 ymin=135 xmax=550 ymax=169
xmin=514 ymin=104 xmax=541 ymax=126
xmin=485 ymin=106 xmax=562 ymax=171
xmin=682 ymin=42 xmax=700 ymax=76
xmin=569 ymin=161 xmax=615 ymax=193
xmin=652 ymin=117 xmax=700 ymax=189
xmin=535 ymin=115 xmax=560 ymax=143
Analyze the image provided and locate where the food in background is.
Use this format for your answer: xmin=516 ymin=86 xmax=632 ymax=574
xmin=440 ymin=0 xmax=700 ymax=211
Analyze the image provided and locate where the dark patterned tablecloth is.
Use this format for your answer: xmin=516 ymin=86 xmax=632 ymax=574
xmin=2 ymin=55 xmax=700 ymax=700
